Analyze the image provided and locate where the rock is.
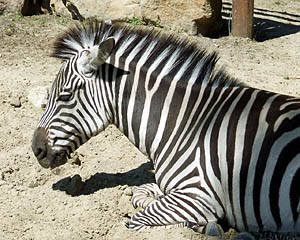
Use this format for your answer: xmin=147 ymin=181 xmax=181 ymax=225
xmin=51 ymin=0 xmax=222 ymax=36
xmin=0 ymin=0 xmax=6 ymax=14
xmin=70 ymin=152 xmax=82 ymax=166
xmin=35 ymin=208 xmax=44 ymax=214
xmin=64 ymin=0 xmax=84 ymax=21
xmin=66 ymin=174 xmax=84 ymax=196
xmin=124 ymin=187 xmax=133 ymax=196
xmin=27 ymin=86 xmax=48 ymax=109
xmin=0 ymin=180 xmax=6 ymax=186
xmin=28 ymin=180 xmax=39 ymax=188
xmin=0 ymin=0 xmax=51 ymax=15
xmin=21 ymin=0 xmax=43 ymax=16
xmin=10 ymin=96 xmax=21 ymax=108
xmin=118 ymin=194 xmax=134 ymax=216
xmin=0 ymin=0 xmax=23 ymax=14
xmin=141 ymin=0 xmax=223 ymax=36
xmin=51 ymin=0 xmax=141 ymax=20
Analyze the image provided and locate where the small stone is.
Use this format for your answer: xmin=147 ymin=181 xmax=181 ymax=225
xmin=124 ymin=188 xmax=133 ymax=196
xmin=28 ymin=180 xmax=39 ymax=188
xmin=35 ymin=209 xmax=43 ymax=214
xmin=71 ymin=153 xmax=81 ymax=166
xmin=27 ymin=86 xmax=49 ymax=108
xmin=10 ymin=97 xmax=21 ymax=108
xmin=118 ymin=194 xmax=133 ymax=216
xmin=0 ymin=180 xmax=6 ymax=186
xmin=5 ymin=29 xmax=13 ymax=36
xmin=66 ymin=174 xmax=84 ymax=196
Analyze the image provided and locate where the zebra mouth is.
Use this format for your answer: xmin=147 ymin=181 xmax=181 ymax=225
xmin=36 ymin=151 xmax=68 ymax=169
xmin=49 ymin=151 xmax=69 ymax=169
xmin=32 ymin=127 xmax=70 ymax=169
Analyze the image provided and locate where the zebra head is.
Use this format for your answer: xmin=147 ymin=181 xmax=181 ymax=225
xmin=32 ymin=28 xmax=115 ymax=169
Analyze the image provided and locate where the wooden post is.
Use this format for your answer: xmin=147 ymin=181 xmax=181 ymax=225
xmin=232 ymin=0 xmax=254 ymax=38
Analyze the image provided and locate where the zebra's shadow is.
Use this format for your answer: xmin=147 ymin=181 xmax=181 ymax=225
xmin=52 ymin=162 xmax=155 ymax=196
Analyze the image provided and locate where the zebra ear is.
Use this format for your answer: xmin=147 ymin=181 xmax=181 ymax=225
xmin=98 ymin=37 xmax=115 ymax=62
xmin=90 ymin=37 xmax=115 ymax=68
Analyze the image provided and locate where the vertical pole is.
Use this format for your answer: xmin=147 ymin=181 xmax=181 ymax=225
xmin=232 ymin=0 xmax=254 ymax=38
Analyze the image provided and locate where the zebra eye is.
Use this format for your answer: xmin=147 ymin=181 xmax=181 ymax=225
xmin=57 ymin=92 xmax=72 ymax=102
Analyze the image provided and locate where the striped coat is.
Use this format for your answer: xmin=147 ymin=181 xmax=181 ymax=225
xmin=32 ymin=21 xmax=300 ymax=234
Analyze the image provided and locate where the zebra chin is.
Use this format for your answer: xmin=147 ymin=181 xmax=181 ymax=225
xmin=37 ymin=152 xmax=68 ymax=169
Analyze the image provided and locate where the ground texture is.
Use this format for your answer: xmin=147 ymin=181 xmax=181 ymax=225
xmin=0 ymin=1 xmax=299 ymax=239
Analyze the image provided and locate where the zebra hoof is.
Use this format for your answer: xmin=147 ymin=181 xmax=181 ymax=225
xmin=234 ymin=232 xmax=256 ymax=240
xmin=204 ymin=222 xmax=225 ymax=237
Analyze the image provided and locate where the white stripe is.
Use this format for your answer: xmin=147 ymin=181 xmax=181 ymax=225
xmin=260 ymin=128 xmax=300 ymax=231
xmin=138 ymin=46 xmax=173 ymax=152
xmin=194 ymin=147 xmax=222 ymax=218
xmin=150 ymin=48 xmax=193 ymax=157
xmin=126 ymin=38 xmax=156 ymax=145
xmin=139 ymin=54 xmax=195 ymax=156
xmin=279 ymin=152 xmax=300 ymax=231
xmin=279 ymin=99 xmax=300 ymax=111
xmin=231 ymin=90 xmax=257 ymax=231
xmin=164 ymin=155 xmax=196 ymax=191
xmin=217 ymin=88 xmax=247 ymax=228
xmin=155 ymin=80 xmax=211 ymax=188
xmin=274 ymin=109 xmax=300 ymax=132
xmin=115 ymin=35 xmax=138 ymax=131
xmin=245 ymin=94 xmax=278 ymax=232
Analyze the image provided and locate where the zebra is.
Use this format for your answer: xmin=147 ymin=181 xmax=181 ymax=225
xmin=31 ymin=20 xmax=300 ymax=237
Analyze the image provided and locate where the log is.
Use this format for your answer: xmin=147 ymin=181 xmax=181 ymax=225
xmin=232 ymin=0 xmax=254 ymax=38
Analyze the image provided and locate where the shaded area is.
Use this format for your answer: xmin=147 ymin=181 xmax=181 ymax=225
xmin=222 ymin=2 xmax=300 ymax=41
xmin=52 ymin=162 xmax=155 ymax=196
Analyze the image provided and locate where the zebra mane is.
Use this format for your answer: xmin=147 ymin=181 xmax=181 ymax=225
xmin=51 ymin=20 xmax=242 ymax=88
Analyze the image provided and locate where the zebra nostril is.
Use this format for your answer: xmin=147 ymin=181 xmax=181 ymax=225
xmin=34 ymin=147 xmax=47 ymax=160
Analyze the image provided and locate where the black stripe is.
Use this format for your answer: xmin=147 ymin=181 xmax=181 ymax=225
xmin=226 ymin=88 xmax=252 ymax=229
xmin=269 ymin=137 xmax=300 ymax=229
xmin=78 ymin=92 xmax=99 ymax=136
xmin=60 ymin=112 xmax=88 ymax=141
xmin=290 ymin=167 xmax=300 ymax=223
xmin=239 ymin=90 xmax=268 ymax=231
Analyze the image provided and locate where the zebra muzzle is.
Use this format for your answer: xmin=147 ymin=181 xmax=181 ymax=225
xmin=32 ymin=127 xmax=68 ymax=169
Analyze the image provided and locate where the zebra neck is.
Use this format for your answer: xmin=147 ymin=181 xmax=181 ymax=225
xmin=112 ymin=65 xmax=193 ymax=163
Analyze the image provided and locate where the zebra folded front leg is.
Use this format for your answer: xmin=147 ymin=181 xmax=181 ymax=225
xmin=131 ymin=183 xmax=164 ymax=209
xmin=126 ymin=190 xmax=210 ymax=230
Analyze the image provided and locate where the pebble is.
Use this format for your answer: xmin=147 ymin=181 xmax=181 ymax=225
xmin=27 ymin=86 xmax=48 ymax=109
xmin=66 ymin=174 xmax=84 ymax=196
xmin=71 ymin=153 xmax=81 ymax=166
xmin=5 ymin=29 xmax=13 ymax=36
xmin=0 ymin=180 xmax=6 ymax=186
xmin=10 ymin=97 xmax=21 ymax=108
xmin=124 ymin=187 xmax=133 ymax=196
xmin=28 ymin=180 xmax=39 ymax=188
xmin=118 ymin=194 xmax=133 ymax=216
xmin=35 ymin=209 xmax=43 ymax=214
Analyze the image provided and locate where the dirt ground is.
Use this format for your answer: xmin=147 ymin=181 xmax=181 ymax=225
xmin=0 ymin=1 xmax=299 ymax=239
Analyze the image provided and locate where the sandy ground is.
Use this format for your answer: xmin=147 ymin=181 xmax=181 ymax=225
xmin=0 ymin=1 xmax=299 ymax=239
